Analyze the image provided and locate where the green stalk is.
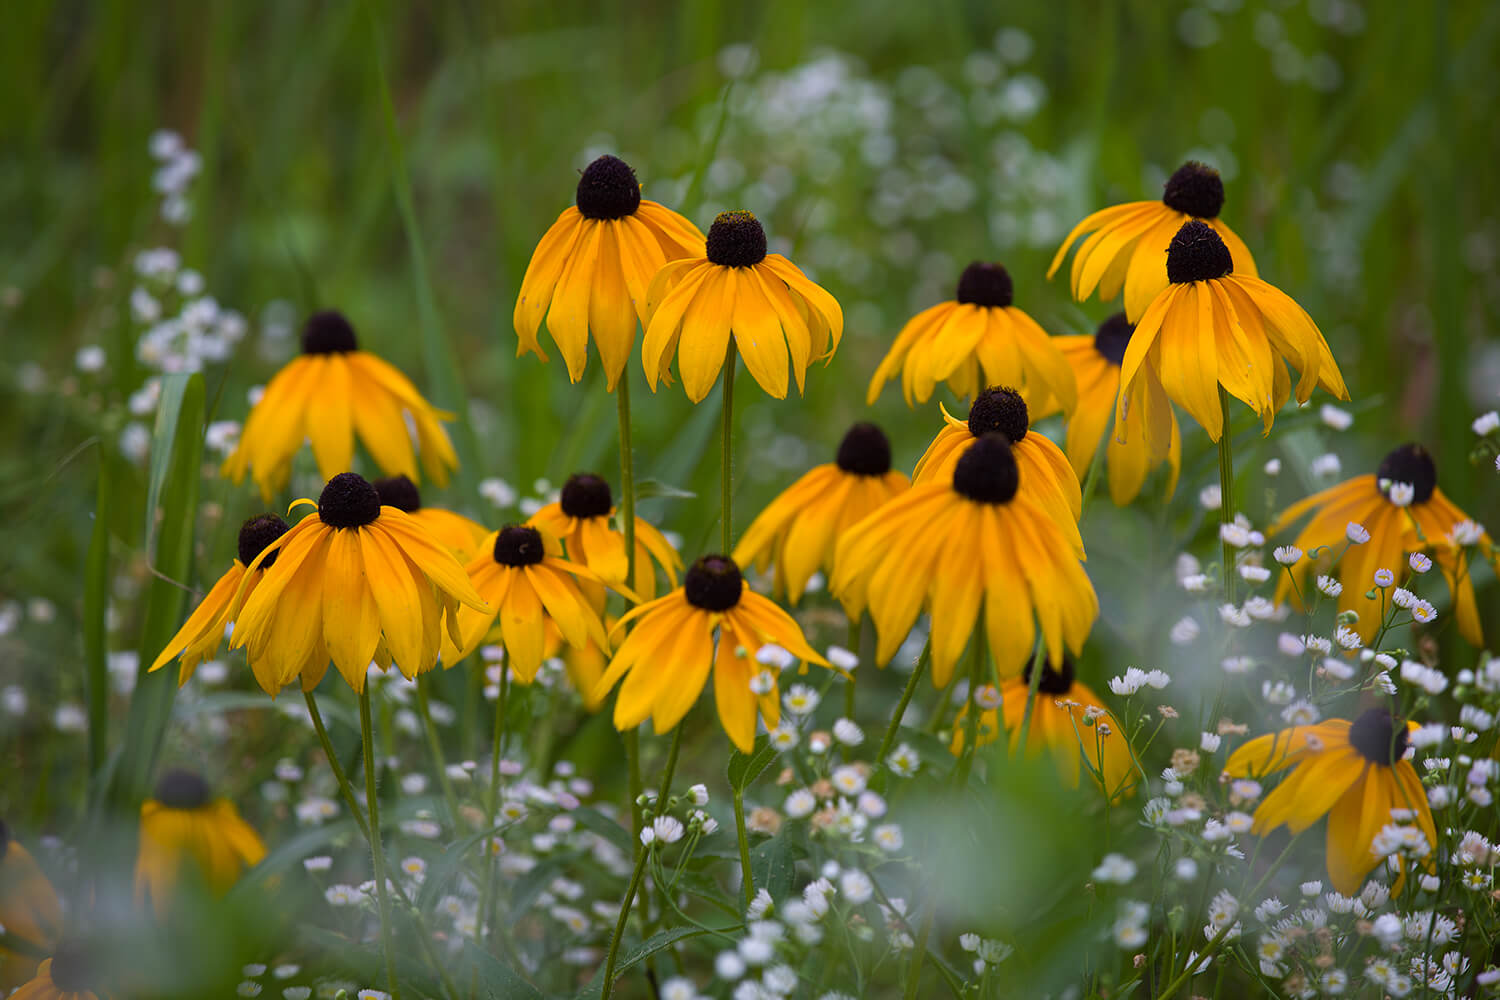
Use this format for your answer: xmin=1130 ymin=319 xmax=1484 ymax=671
xmin=877 ymin=641 xmax=930 ymax=764
xmin=478 ymin=666 xmax=509 ymax=947
xmin=600 ymin=725 xmax=684 ymax=1000
xmin=843 ymin=617 xmax=860 ymax=720
xmin=953 ymin=634 xmax=988 ymax=786
xmin=902 ymin=901 xmax=938 ymax=1000
xmin=360 ymin=689 xmax=402 ymax=1000
xmin=1217 ymin=387 xmax=1237 ymax=604
xmin=733 ymin=786 xmax=755 ymax=910
xmin=721 ymin=342 xmax=737 ymax=553
xmin=617 ymin=376 xmax=644 ymax=841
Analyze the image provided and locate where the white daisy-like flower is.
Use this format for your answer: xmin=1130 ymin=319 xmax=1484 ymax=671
xmin=973 ymin=684 xmax=1002 ymax=710
xmin=831 ymin=765 xmax=867 ymax=796
xmin=784 ymin=789 xmax=817 ymax=819
xmin=324 ymin=884 xmax=360 ymax=906
xmin=832 ymin=718 xmax=864 ymax=747
xmin=839 ymin=869 xmax=874 ymax=904
xmin=886 ymin=743 xmax=920 ymax=777
xmin=1263 ymin=457 xmax=1282 ymax=475
xmin=1385 ymin=481 xmax=1415 ymax=506
xmin=651 ymin=816 xmax=685 ymax=845
xmin=826 ymin=645 xmax=859 ymax=671
xmin=1346 ymin=521 xmax=1371 ymax=544
xmin=1408 ymin=552 xmax=1432 ymax=573
xmin=1473 ymin=411 xmax=1500 ymax=435
xmin=1239 ymin=564 xmax=1271 ymax=584
xmin=1091 ymin=853 xmax=1137 ymax=884
xmin=1316 ymin=575 xmax=1343 ymax=597
xmin=1272 ymin=545 xmax=1302 ymax=565
xmin=783 ymin=684 xmax=820 ymax=716
xmin=1373 ymin=568 xmax=1395 ymax=587
xmin=873 ymin=824 xmax=903 ymax=851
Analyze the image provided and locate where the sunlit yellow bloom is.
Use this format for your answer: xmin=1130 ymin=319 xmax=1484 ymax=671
xmin=642 ymin=211 xmax=844 ymax=403
xmin=134 ymin=770 xmax=266 ymax=918
xmin=950 ymin=658 xmax=1136 ymax=800
xmin=443 ymin=525 xmax=614 ymax=683
xmin=373 ymin=475 xmax=489 ymax=564
xmin=1048 ymin=161 xmax=1259 ymax=322
xmin=593 ymin=555 xmax=829 ymax=753
xmin=867 ymin=262 xmax=1076 ymax=415
xmin=1055 ymin=314 xmax=1180 ymax=505
xmin=0 ymin=820 xmax=61 ymax=990
xmin=833 ymin=435 xmax=1098 ymax=687
xmin=546 ymin=614 xmax=616 ymax=712
xmin=911 ymin=387 xmax=1083 ymax=556
xmin=1271 ymin=443 xmax=1495 ymax=645
xmin=527 ymin=473 xmax=681 ymax=610
xmin=10 ymin=946 xmax=109 ymax=1000
xmin=148 ymin=514 xmax=289 ymax=685
xmin=222 ymin=311 xmax=459 ymax=501
xmin=734 ymin=423 xmax=909 ymax=607
xmin=1120 ymin=220 xmax=1348 ymax=441
xmin=1224 ymin=711 xmax=1435 ymax=895
xmin=514 ymin=155 xmax=705 ymax=390
xmin=230 ymin=473 xmax=486 ymax=694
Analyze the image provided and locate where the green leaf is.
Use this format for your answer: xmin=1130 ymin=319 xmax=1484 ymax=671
xmin=572 ymin=805 xmax=634 ymax=855
xmin=571 ymin=927 xmax=708 ymax=999
xmin=749 ymin=834 xmax=804 ymax=902
xmin=110 ymin=372 xmax=205 ymax=814
xmin=299 ymin=925 xmax=445 ymax=997
xmin=458 ymin=942 xmax=545 ymax=1000
xmin=726 ymin=735 xmax=779 ymax=792
xmin=82 ymin=448 xmax=111 ymax=776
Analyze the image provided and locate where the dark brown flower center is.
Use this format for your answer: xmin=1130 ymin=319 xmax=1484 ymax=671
xmin=684 ymin=555 xmax=743 ymax=611
xmin=1348 ymin=709 xmax=1410 ymax=766
xmin=49 ymin=940 xmax=100 ymax=993
xmin=1376 ymin=443 xmax=1437 ymax=505
xmin=318 ymin=472 xmax=382 ymax=529
xmin=494 ymin=525 xmax=545 ymax=567
xmin=301 ymin=310 xmax=359 ymax=355
xmin=238 ymin=513 xmax=289 ymax=569
xmin=1161 ymin=161 xmax=1225 ymax=219
xmin=955 ymin=262 xmax=1014 ymax=308
xmin=374 ymin=474 xmax=422 ymax=513
xmin=952 ymin=434 xmax=1019 ymax=505
xmin=154 ymin=768 xmax=212 ymax=809
xmin=1166 ymin=220 xmax=1233 ymax=284
xmin=835 ymin=423 xmax=892 ymax=477
xmin=967 ymin=387 xmax=1028 ymax=444
xmin=560 ymin=474 xmax=613 ymax=519
xmin=705 ymin=211 xmax=767 ymax=268
xmin=1093 ymin=313 xmax=1133 ymax=367
xmin=575 ymin=155 xmax=642 ymax=221
xmin=1023 ymin=656 xmax=1076 ymax=696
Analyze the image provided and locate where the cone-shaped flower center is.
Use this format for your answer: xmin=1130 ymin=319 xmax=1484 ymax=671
xmin=1348 ymin=708 xmax=1410 ymax=766
xmin=318 ymin=472 xmax=382 ymax=529
xmin=955 ymin=262 xmax=1014 ymax=308
xmin=154 ymin=768 xmax=211 ymax=809
xmin=1376 ymin=443 xmax=1437 ymax=505
xmin=49 ymin=941 xmax=100 ymax=993
xmin=953 ymin=434 xmax=1020 ymax=504
xmin=560 ymin=473 xmax=613 ymax=519
xmin=835 ymin=423 xmax=892 ymax=477
xmin=967 ymin=387 xmax=1029 ymax=443
xmin=238 ymin=513 xmax=290 ymax=569
xmin=301 ymin=310 xmax=359 ymax=355
xmin=1161 ymin=161 xmax=1225 ymax=218
xmin=575 ymin=155 xmax=642 ymax=221
xmin=494 ymin=525 xmax=545 ymax=567
xmin=684 ymin=554 xmax=743 ymax=611
xmin=374 ymin=474 xmax=422 ymax=513
xmin=1023 ymin=656 xmax=1076 ymax=696
xmin=1166 ymin=220 xmax=1233 ymax=284
xmin=706 ymin=211 xmax=767 ymax=268
xmin=1093 ymin=312 xmax=1133 ymax=366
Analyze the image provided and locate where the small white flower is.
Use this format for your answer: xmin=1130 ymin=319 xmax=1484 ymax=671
xmin=1408 ymin=552 xmax=1432 ymax=573
xmin=873 ymin=824 xmax=903 ymax=851
xmin=973 ymin=684 xmax=1002 ymax=710
xmin=1272 ymin=545 xmax=1302 ymax=565
xmin=782 ymin=684 xmax=820 ymax=716
xmin=748 ymin=670 xmax=775 ymax=696
xmin=886 ymin=743 xmax=919 ymax=776
xmin=689 ymin=783 xmax=710 ymax=806
xmin=1385 ymin=481 xmax=1415 ymax=507
xmin=1346 ymin=521 xmax=1371 ymax=544
xmin=1174 ymin=858 xmax=1198 ymax=880
xmin=1239 ymin=564 xmax=1271 ymax=584
xmin=746 ymin=888 xmax=774 ymax=921
xmin=1373 ymin=568 xmax=1395 ymax=588
xmin=826 ymin=645 xmax=859 ymax=671
xmin=839 ymin=869 xmax=874 ymax=904
xmin=651 ymin=816 xmax=685 ymax=845
xmin=660 ymin=977 xmax=701 ymax=1000
xmin=756 ymin=643 xmax=796 ymax=669
xmin=1316 ymin=575 xmax=1343 ymax=597
xmin=1199 ymin=485 xmax=1222 ymax=510
xmin=1335 ymin=625 xmax=1362 ymax=650
xmin=1449 ymin=519 xmax=1484 ymax=546
xmin=1199 ymin=732 xmax=1222 ymax=753
xmin=1320 ymin=404 xmax=1353 ymax=430
xmin=769 ymin=723 xmax=799 ymax=751
xmin=857 ymin=791 xmax=886 ymax=818
xmin=1310 ymin=453 xmax=1342 ymax=478
xmin=715 ymin=950 xmax=747 ymax=980
xmin=832 ymin=718 xmax=864 ymax=746
xmin=1472 ymin=411 xmax=1500 ymax=435
xmin=1391 ymin=586 xmax=1417 ymax=609
xmin=1091 ymin=854 xmax=1137 ymax=884
xmin=1299 ymin=880 xmax=1323 ymax=897
xmin=831 ymin=765 xmax=867 ymax=796
xmin=1263 ymin=457 xmax=1282 ymax=475
xmin=324 ymin=884 xmax=360 ymax=905
xmin=1170 ymin=616 xmax=1201 ymax=645
xmin=784 ymin=789 xmax=817 ymax=818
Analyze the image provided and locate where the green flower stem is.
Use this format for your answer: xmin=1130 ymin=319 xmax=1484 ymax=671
xmin=721 ymin=342 xmax=737 ymax=553
xmin=478 ymin=666 xmax=509 ymax=949
xmin=877 ymin=640 xmax=930 ymax=764
xmin=359 ymin=688 xmax=402 ymax=1000
xmin=902 ymin=899 xmax=938 ymax=1000
xmin=844 ymin=616 xmax=860 ymax=720
xmin=733 ymin=785 xmax=755 ymax=910
xmin=1218 ymin=386 xmax=1237 ymax=605
xmin=600 ymin=725 xmax=684 ymax=1000
xmin=617 ymin=374 xmax=644 ymax=842
xmin=953 ymin=633 xmax=988 ymax=786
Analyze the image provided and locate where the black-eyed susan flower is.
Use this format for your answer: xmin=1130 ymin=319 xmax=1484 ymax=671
xmin=911 ymin=387 xmax=1083 ymax=556
xmin=833 ymin=435 xmax=1098 ymax=687
xmin=527 ymin=473 xmax=681 ymax=609
xmin=0 ymin=819 xmax=61 ymax=990
xmin=592 ymin=555 xmax=828 ymax=753
xmin=1119 ymin=220 xmax=1348 ymax=441
xmin=444 ymin=525 xmax=613 ymax=683
xmin=222 ymin=311 xmax=459 ymax=501
xmin=229 ymin=472 xmax=487 ymax=693
xmin=866 ymin=262 xmax=1076 ymax=414
xmin=642 ymin=211 xmax=844 ymax=402
xmin=733 ymin=423 xmax=909 ymax=607
xmin=1048 ymin=161 xmax=1258 ymax=322
xmin=373 ymin=475 xmax=489 ymax=564
xmin=1055 ymin=313 xmax=1180 ymax=505
xmin=10 ymin=942 xmax=108 ymax=1000
xmin=134 ymin=770 xmax=266 ymax=917
xmin=1271 ymin=443 xmax=1496 ymax=645
xmin=148 ymin=514 xmax=289 ymax=687
xmin=949 ymin=658 xmax=1136 ymax=800
xmin=1224 ymin=711 xmax=1436 ymax=895
xmin=514 ymin=155 xmax=705 ymax=390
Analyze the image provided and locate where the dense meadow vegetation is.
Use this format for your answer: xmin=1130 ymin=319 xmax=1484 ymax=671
xmin=2 ymin=2 xmax=1498 ymax=998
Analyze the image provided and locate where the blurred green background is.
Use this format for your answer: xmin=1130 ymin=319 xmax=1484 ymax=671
xmin=2 ymin=0 xmax=1497 ymax=811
